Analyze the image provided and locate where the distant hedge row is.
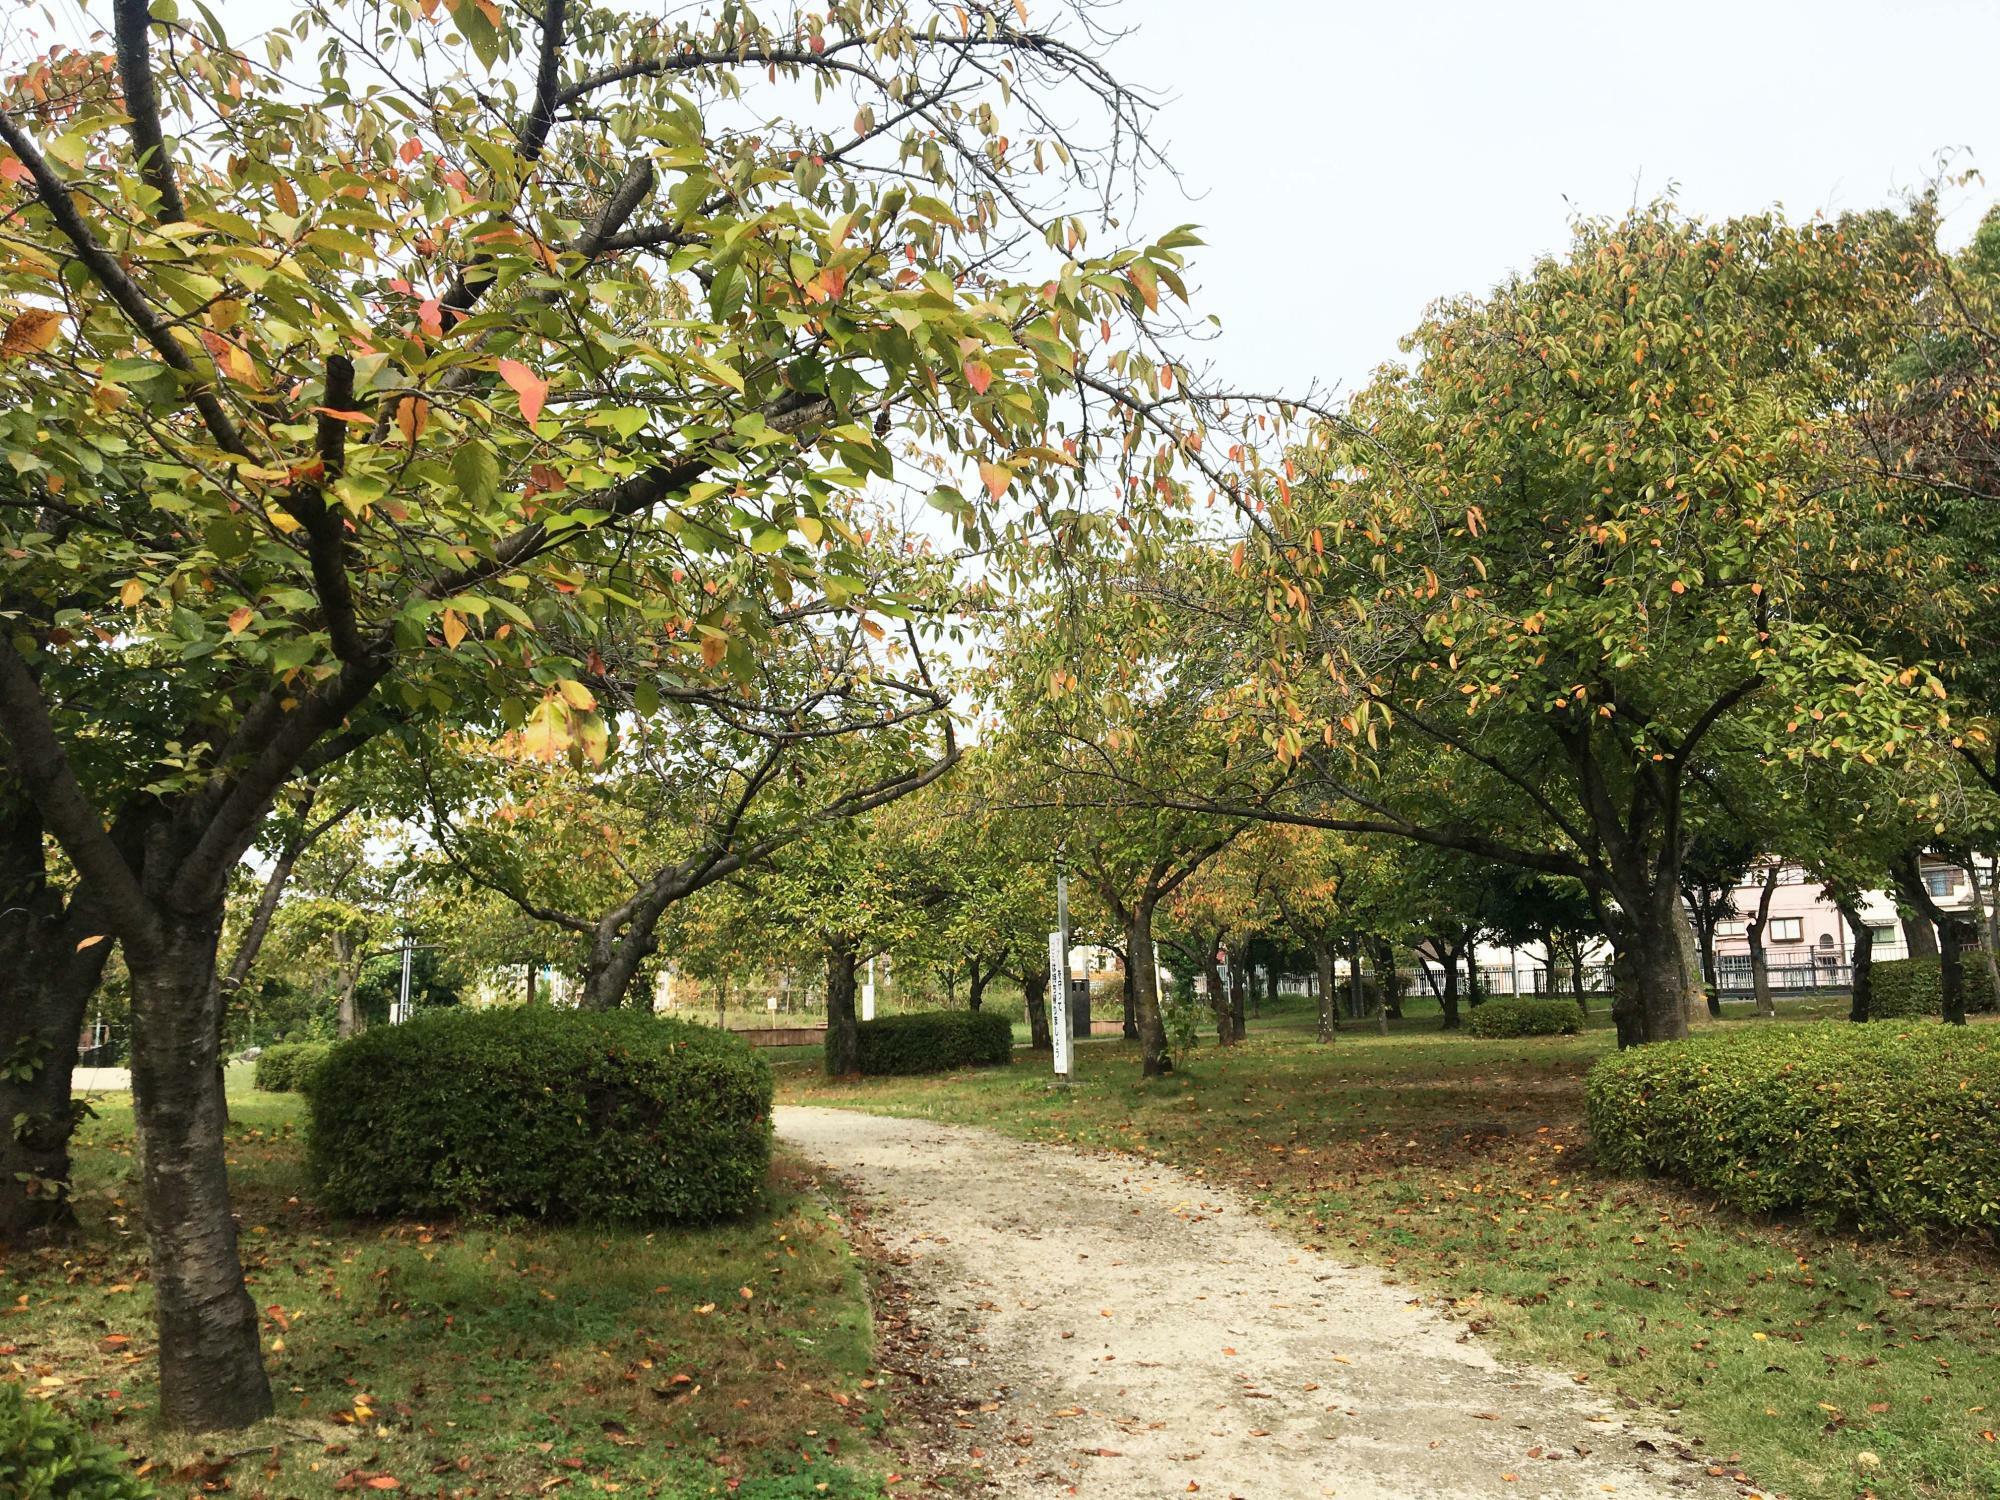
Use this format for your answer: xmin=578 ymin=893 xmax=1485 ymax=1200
xmin=855 ymin=1010 xmax=1013 ymax=1075
xmin=1467 ymin=997 xmax=1582 ymax=1039
xmin=253 ymin=1041 xmax=331 ymax=1093
xmin=1868 ymin=957 xmax=1998 ymax=1020
xmin=306 ymin=1009 xmax=772 ymax=1224
xmin=1587 ymin=1026 xmax=2000 ymax=1235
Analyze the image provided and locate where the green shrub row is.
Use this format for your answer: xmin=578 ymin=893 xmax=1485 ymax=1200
xmin=1586 ymin=1025 xmax=2000 ymax=1234
xmin=305 ymin=1009 xmax=773 ymax=1224
xmin=855 ymin=1009 xmax=1013 ymax=1075
xmin=0 ymin=1381 xmax=155 ymax=1500
xmin=1868 ymin=956 xmax=1998 ymax=1019
xmin=253 ymin=1041 xmax=331 ymax=1093
xmin=1467 ymin=996 xmax=1582 ymax=1038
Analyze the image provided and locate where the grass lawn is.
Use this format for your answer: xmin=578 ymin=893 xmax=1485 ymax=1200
xmin=775 ymin=998 xmax=2000 ymax=1500
xmin=3 ymin=1066 xmax=896 ymax=1499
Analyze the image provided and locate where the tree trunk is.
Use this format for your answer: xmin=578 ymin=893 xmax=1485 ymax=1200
xmin=1346 ymin=937 xmax=1365 ymax=1022
xmin=1313 ymin=941 xmax=1338 ymax=1041
xmin=1965 ymin=859 xmax=2000 ymax=1006
xmin=1437 ymin=943 xmax=1461 ymax=1030
xmin=1373 ymin=939 xmax=1400 ymax=1023
xmin=967 ymin=960 xmax=988 ymax=1012
xmin=823 ymin=937 xmax=860 ymax=1075
xmin=1837 ymin=898 xmax=1874 ymax=1023
xmin=1902 ymin=912 xmax=1940 ymax=958
xmin=1694 ymin=909 xmax=1722 ymax=1018
xmin=1204 ymin=939 xmax=1234 ymax=1046
xmin=1226 ymin=947 xmax=1247 ymax=1040
xmin=1128 ymin=904 xmax=1170 ymax=1077
xmin=1 ymin=794 xmax=119 ymax=1242
xmin=1464 ymin=948 xmax=1484 ymax=1009
xmin=1744 ymin=866 xmax=1778 ymax=1017
xmin=0 ymin=924 xmax=112 ymax=1243
xmin=1119 ymin=950 xmax=1139 ymax=1041
xmin=1939 ymin=918 xmax=1970 ymax=1026
xmin=126 ymin=919 xmax=274 ymax=1431
xmin=1022 ymin=963 xmax=1051 ymax=1051
xmin=1609 ymin=889 xmax=1692 ymax=1046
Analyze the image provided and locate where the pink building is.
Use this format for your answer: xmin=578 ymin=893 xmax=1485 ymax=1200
xmin=1707 ymin=858 xmax=1982 ymax=991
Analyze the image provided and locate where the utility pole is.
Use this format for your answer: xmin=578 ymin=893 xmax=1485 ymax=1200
xmin=1049 ymin=860 xmax=1073 ymax=1085
xmin=394 ymin=931 xmax=413 ymax=1024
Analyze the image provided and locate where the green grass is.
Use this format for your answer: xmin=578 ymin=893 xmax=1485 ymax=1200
xmin=776 ymin=1005 xmax=2000 ymax=1500
xmin=5 ymin=1067 xmax=896 ymax=1499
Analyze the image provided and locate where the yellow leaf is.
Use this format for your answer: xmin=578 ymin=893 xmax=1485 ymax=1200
xmin=0 ymin=307 xmax=63 ymax=359
xmin=700 ymin=634 xmax=727 ymax=669
xmin=441 ymin=609 xmax=466 ymax=649
xmin=74 ymin=934 xmax=106 ymax=951
xmin=977 ymin=461 xmax=1010 ymax=501
xmin=556 ymin=678 xmax=595 ymax=712
xmin=119 ymin=579 xmax=145 ymax=608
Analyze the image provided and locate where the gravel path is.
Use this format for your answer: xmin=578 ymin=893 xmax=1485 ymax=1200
xmin=776 ymin=1105 xmax=1744 ymax=1500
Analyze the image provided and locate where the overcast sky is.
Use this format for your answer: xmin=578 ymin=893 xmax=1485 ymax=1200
xmin=1104 ymin=0 xmax=2000 ymax=401
xmin=18 ymin=0 xmax=1998 ymax=403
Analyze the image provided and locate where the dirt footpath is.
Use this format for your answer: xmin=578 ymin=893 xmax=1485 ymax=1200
xmin=776 ymin=1105 xmax=1747 ymax=1500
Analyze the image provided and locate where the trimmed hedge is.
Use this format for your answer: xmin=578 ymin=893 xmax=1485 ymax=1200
xmin=305 ymin=1009 xmax=772 ymax=1224
xmin=1868 ymin=956 xmax=1998 ymax=1020
xmin=855 ymin=1010 xmax=1013 ymax=1075
xmin=1467 ymin=997 xmax=1582 ymax=1038
xmin=0 ymin=1381 xmax=155 ymax=1500
xmin=1586 ymin=1026 xmax=2000 ymax=1235
xmin=253 ymin=1041 xmax=331 ymax=1092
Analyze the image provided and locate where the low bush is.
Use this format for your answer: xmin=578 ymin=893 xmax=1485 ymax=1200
xmin=0 ymin=1382 xmax=156 ymax=1500
xmin=855 ymin=1009 xmax=1013 ymax=1075
xmin=1467 ymin=996 xmax=1582 ymax=1038
xmin=1586 ymin=1025 xmax=2000 ymax=1235
xmin=306 ymin=1009 xmax=772 ymax=1223
xmin=253 ymin=1041 xmax=331 ymax=1092
xmin=1868 ymin=956 xmax=1998 ymax=1019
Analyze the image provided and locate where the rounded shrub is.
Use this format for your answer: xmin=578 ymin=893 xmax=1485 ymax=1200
xmin=0 ymin=1381 xmax=156 ymax=1500
xmin=1586 ymin=1025 xmax=2000 ymax=1235
xmin=1467 ymin=996 xmax=1582 ymax=1038
xmin=253 ymin=1041 xmax=331 ymax=1093
xmin=855 ymin=1009 xmax=1013 ymax=1075
xmin=305 ymin=1009 xmax=772 ymax=1223
xmin=1867 ymin=956 xmax=1998 ymax=1020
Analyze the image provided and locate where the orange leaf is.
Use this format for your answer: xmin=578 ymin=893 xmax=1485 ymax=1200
xmin=0 ymin=157 xmax=29 ymax=185
xmin=977 ymin=461 xmax=1010 ymax=501
xmin=227 ymin=606 xmax=253 ymax=633
xmin=0 ymin=308 xmax=63 ymax=359
xmin=700 ymin=634 xmax=727 ymax=669
xmin=965 ymin=360 xmax=993 ymax=395
xmin=74 ymin=934 xmax=106 ymax=951
xmin=394 ymin=395 xmax=431 ymax=444
xmin=497 ymin=358 xmax=547 ymax=426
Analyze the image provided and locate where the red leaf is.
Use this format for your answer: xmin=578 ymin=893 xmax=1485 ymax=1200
xmin=965 ymin=360 xmax=993 ymax=396
xmin=418 ymin=299 xmax=443 ymax=337
xmin=497 ymin=359 xmax=547 ymax=426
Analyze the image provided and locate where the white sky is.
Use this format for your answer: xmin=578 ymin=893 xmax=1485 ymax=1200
xmin=1107 ymin=0 xmax=2000 ymax=401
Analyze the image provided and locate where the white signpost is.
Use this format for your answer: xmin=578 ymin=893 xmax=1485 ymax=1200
xmin=1049 ymin=865 xmax=1073 ymax=1084
xmin=861 ymin=955 xmax=877 ymax=1022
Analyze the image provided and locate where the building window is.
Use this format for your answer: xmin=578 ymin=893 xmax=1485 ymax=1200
xmin=1869 ymin=924 xmax=1897 ymax=949
xmin=1775 ymin=865 xmax=1805 ymax=885
xmin=1924 ymin=869 xmax=1956 ymax=898
xmin=1769 ymin=917 xmax=1803 ymax=943
xmin=1715 ymin=919 xmax=1746 ymax=938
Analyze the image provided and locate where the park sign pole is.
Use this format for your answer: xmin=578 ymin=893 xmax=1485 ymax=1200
xmin=1050 ymin=866 xmax=1074 ymax=1085
xmin=862 ymin=955 xmax=877 ymax=1022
